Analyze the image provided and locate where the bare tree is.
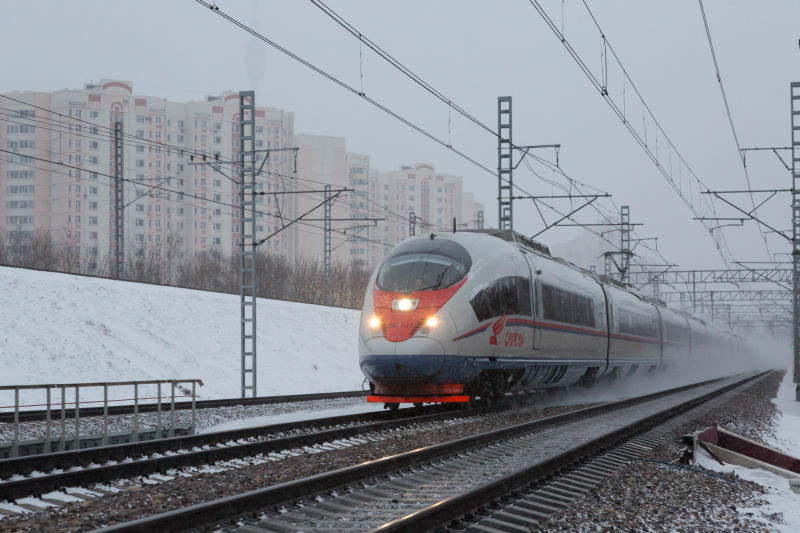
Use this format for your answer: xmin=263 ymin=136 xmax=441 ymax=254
xmin=1 ymin=229 xmax=374 ymax=309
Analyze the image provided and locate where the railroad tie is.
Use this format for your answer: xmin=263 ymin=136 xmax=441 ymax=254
xmin=478 ymin=515 xmax=534 ymax=532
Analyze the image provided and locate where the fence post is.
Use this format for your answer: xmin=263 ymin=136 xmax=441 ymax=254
xmin=133 ymin=383 xmax=139 ymax=442
xmin=102 ymin=383 xmax=109 ymax=446
xmin=44 ymin=386 xmax=51 ymax=454
xmin=59 ymin=385 xmax=66 ymax=451
xmin=191 ymin=381 xmax=197 ymax=434
xmin=73 ymin=385 xmax=80 ymax=450
xmin=12 ymin=387 xmax=19 ymax=458
xmin=170 ymin=381 xmax=176 ymax=437
xmin=157 ymin=382 xmax=162 ymax=438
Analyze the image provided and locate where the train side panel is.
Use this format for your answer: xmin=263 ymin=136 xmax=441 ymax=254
xmin=605 ymin=285 xmax=661 ymax=370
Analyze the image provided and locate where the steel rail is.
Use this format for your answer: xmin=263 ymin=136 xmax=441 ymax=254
xmin=0 ymin=390 xmax=367 ymax=424
xmin=0 ymin=403 xmax=475 ymax=501
xmin=90 ymin=374 xmax=748 ymax=533
xmin=374 ymin=370 xmax=768 ymax=532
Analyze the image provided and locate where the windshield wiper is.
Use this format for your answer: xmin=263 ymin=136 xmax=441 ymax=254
xmin=415 ymin=266 xmax=451 ymax=292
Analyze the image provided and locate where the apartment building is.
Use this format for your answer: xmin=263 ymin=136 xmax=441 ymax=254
xmin=1 ymin=79 xmax=482 ymax=274
xmin=0 ymin=79 xmax=294 ymax=271
xmin=350 ymin=162 xmax=485 ymax=269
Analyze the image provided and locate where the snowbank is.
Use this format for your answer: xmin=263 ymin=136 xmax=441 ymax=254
xmin=695 ymin=369 xmax=800 ymax=532
xmin=0 ymin=266 xmax=364 ymax=401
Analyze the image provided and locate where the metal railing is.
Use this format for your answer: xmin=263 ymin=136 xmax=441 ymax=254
xmin=0 ymin=379 xmax=203 ymax=457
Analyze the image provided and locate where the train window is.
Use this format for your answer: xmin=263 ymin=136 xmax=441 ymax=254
xmin=377 ymin=253 xmax=468 ymax=293
xmin=618 ymin=308 xmax=658 ymax=338
xmin=663 ymin=320 xmax=689 ymax=342
xmin=470 ymin=276 xmax=531 ymax=321
xmin=541 ymin=284 xmax=595 ymax=328
xmin=377 ymin=238 xmax=471 ymax=293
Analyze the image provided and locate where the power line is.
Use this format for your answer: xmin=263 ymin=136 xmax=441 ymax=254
xmin=0 ymin=94 xmax=241 ymax=167
xmin=194 ymin=0 xmax=496 ymax=178
xmin=2 ymin=107 xmax=411 ymax=240
xmin=299 ymin=0 xmax=695 ymax=280
xmin=0 ymin=148 xmax=394 ymax=249
xmin=526 ymin=0 xmax=735 ymax=266
xmin=307 ymin=0 xmax=498 ymax=140
xmin=1 ymin=100 xmax=419 ymax=234
xmin=697 ymin=0 xmax=770 ymax=259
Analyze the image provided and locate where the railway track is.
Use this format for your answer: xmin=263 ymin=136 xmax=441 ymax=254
xmin=0 ymin=390 xmax=367 ymax=424
xmin=0 ymin=402 xmax=473 ymax=503
xmin=88 ymin=371 xmax=768 ymax=532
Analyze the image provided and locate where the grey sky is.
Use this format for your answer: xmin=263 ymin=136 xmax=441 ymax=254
xmin=2 ymin=0 xmax=798 ymax=269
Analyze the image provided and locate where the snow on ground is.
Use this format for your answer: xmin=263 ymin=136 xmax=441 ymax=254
xmin=771 ymin=369 xmax=800 ymax=458
xmin=199 ymin=400 xmax=386 ymax=434
xmin=694 ymin=369 xmax=800 ymax=532
xmin=0 ymin=266 xmax=364 ymax=405
xmin=696 ymin=448 xmax=800 ymax=532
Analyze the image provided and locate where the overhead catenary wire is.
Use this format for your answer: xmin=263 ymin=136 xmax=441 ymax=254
xmin=526 ymin=0 xmax=736 ymax=267
xmin=2 ymin=105 xmax=412 ymax=236
xmin=295 ymin=0 xmax=693 ymax=280
xmin=2 ymin=92 xmax=421 ymax=233
xmin=1 ymin=148 xmax=394 ymax=249
xmin=194 ymin=0 xmax=496 ymax=179
xmin=195 ymin=0 xmax=671 ymax=274
xmin=697 ymin=0 xmax=771 ymax=259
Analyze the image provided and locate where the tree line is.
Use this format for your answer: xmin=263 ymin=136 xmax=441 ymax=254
xmin=0 ymin=231 xmax=372 ymax=309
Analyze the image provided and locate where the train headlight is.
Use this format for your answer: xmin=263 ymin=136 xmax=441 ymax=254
xmin=392 ymin=298 xmax=418 ymax=311
xmin=368 ymin=316 xmax=381 ymax=329
xmin=425 ymin=316 xmax=440 ymax=328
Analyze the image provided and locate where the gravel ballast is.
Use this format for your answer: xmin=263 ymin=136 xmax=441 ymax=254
xmin=0 ymin=401 xmax=586 ymax=532
xmin=539 ymin=370 xmax=786 ymax=532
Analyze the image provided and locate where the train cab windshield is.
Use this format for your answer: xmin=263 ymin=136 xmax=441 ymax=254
xmin=377 ymin=238 xmax=471 ymax=294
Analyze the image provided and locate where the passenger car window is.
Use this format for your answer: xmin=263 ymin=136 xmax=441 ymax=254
xmin=618 ymin=308 xmax=658 ymax=338
xmin=541 ymin=284 xmax=595 ymax=328
xmin=470 ymin=276 xmax=531 ymax=321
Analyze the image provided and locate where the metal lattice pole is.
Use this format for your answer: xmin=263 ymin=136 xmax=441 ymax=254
xmin=239 ymin=91 xmax=257 ymax=398
xmin=790 ymin=81 xmax=800 ymax=400
xmin=498 ymin=97 xmax=513 ymax=231
xmin=620 ymin=205 xmax=631 ymax=284
xmin=324 ymin=184 xmax=332 ymax=274
xmin=113 ymin=119 xmax=124 ymax=279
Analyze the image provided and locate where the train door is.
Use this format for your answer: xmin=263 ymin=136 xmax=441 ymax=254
xmin=653 ymin=306 xmax=664 ymax=367
xmin=598 ymin=283 xmax=612 ymax=375
xmin=520 ymin=250 xmax=539 ymax=351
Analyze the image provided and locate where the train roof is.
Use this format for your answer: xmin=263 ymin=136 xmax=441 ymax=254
xmin=449 ymin=229 xmax=735 ymax=335
xmin=458 ymin=229 xmax=552 ymax=257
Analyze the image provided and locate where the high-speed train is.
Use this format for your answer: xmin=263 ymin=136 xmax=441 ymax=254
xmin=358 ymin=229 xmax=749 ymax=406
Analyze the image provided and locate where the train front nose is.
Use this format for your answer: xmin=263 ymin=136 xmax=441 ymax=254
xmin=359 ymin=337 xmax=446 ymax=383
xmin=359 ymin=236 xmax=473 ymax=403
